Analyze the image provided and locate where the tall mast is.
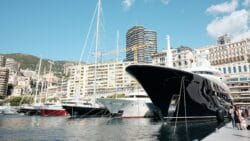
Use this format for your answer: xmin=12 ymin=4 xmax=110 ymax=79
xmin=166 ymin=35 xmax=173 ymax=67
xmin=115 ymin=30 xmax=119 ymax=99
xmin=45 ymin=61 xmax=53 ymax=103
xmin=116 ymin=31 xmax=119 ymax=62
xmin=34 ymin=58 xmax=42 ymax=104
xmin=93 ymin=0 xmax=101 ymax=104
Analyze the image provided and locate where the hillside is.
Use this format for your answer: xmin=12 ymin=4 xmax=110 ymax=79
xmin=1 ymin=53 xmax=77 ymax=77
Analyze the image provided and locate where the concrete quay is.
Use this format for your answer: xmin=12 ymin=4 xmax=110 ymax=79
xmin=203 ymin=119 xmax=250 ymax=141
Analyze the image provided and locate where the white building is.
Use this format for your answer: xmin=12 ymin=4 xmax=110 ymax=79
xmin=13 ymin=76 xmax=32 ymax=96
xmin=57 ymin=77 xmax=68 ymax=98
xmin=0 ymin=56 xmax=6 ymax=67
xmin=153 ymin=35 xmax=250 ymax=107
xmin=152 ymin=46 xmax=195 ymax=69
xmin=198 ymin=35 xmax=250 ymax=107
xmin=0 ymin=67 xmax=9 ymax=96
xmin=6 ymin=58 xmax=19 ymax=75
xmin=67 ymin=61 xmax=137 ymax=98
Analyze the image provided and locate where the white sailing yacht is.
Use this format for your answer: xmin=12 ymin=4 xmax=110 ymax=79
xmin=62 ymin=0 xmax=109 ymax=117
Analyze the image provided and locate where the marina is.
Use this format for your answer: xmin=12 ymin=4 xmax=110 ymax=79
xmin=0 ymin=115 xmax=233 ymax=141
xmin=0 ymin=0 xmax=250 ymax=141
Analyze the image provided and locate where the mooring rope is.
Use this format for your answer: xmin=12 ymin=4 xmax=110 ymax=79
xmin=173 ymin=77 xmax=183 ymax=134
xmin=182 ymin=77 xmax=188 ymax=132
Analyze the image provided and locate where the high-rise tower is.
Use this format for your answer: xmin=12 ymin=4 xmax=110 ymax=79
xmin=126 ymin=26 xmax=157 ymax=64
xmin=0 ymin=67 xmax=9 ymax=96
xmin=0 ymin=56 xmax=6 ymax=67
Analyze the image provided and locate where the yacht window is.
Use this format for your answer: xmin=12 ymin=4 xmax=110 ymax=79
xmin=192 ymin=71 xmax=213 ymax=75
xmin=83 ymin=103 xmax=92 ymax=106
xmin=135 ymin=95 xmax=148 ymax=98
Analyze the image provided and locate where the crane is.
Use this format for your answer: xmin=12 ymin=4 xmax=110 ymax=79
xmin=127 ymin=41 xmax=156 ymax=63
xmin=97 ymin=41 xmax=155 ymax=63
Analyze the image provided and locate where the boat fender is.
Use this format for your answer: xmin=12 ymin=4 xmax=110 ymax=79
xmin=216 ymin=109 xmax=224 ymax=122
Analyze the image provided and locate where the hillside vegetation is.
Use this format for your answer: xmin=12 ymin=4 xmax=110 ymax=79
xmin=1 ymin=53 xmax=77 ymax=77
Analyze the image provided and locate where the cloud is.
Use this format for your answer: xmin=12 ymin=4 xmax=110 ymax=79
xmin=206 ymin=9 xmax=249 ymax=40
xmin=206 ymin=0 xmax=238 ymax=14
xmin=232 ymin=30 xmax=250 ymax=41
xmin=161 ymin=0 xmax=170 ymax=5
xmin=122 ymin=0 xmax=170 ymax=11
xmin=243 ymin=0 xmax=250 ymax=6
xmin=122 ymin=0 xmax=135 ymax=11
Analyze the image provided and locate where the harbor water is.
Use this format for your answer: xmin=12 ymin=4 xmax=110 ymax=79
xmin=0 ymin=115 xmax=227 ymax=141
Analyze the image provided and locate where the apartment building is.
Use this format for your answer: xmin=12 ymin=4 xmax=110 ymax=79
xmin=207 ymin=35 xmax=250 ymax=107
xmin=0 ymin=56 xmax=6 ymax=67
xmin=153 ymin=35 xmax=250 ymax=107
xmin=0 ymin=67 xmax=9 ymax=96
xmin=67 ymin=61 xmax=137 ymax=98
xmin=152 ymin=46 xmax=195 ymax=69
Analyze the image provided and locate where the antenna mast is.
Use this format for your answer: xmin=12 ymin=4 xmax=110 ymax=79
xmin=93 ymin=0 xmax=101 ymax=103
xmin=166 ymin=35 xmax=173 ymax=67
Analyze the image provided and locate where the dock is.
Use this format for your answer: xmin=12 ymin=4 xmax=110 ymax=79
xmin=203 ymin=119 xmax=250 ymax=141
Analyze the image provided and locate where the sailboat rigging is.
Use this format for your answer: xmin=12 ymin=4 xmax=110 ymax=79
xmin=18 ymin=58 xmax=43 ymax=115
xmin=62 ymin=0 xmax=110 ymax=117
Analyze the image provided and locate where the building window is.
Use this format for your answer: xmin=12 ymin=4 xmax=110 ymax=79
xmin=238 ymin=66 xmax=242 ymax=72
xmin=244 ymin=65 xmax=247 ymax=72
xmin=184 ymin=61 xmax=188 ymax=65
xmin=228 ymin=67 xmax=231 ymax=73
xmin=240 ymin=77 xmax=247 ymax=81
xmin=229 ymin=78 xmax=238 ymax=82
xmin=223 ymin=67 xmax=226 ymax=74
xmin=233 ymin=66 xmax=236 ymax=73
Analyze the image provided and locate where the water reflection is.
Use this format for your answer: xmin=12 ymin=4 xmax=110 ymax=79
xmin=157 ymin=119 xmax=227 ymax=141
xmin=0 ymin=115 xmax=228 ymax=141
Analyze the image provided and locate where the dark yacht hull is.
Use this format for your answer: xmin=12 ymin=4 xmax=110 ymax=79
xmin=62 ymin=105 xmax=110 ymax=118
xmin=126 ymin=65 xmax=232 ymax=121
xmin=17 ymin=108 xmax=41 ymax=116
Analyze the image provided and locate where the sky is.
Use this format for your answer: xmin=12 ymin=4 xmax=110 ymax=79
xmin=0 ymin=0 xmax=249 ymax=62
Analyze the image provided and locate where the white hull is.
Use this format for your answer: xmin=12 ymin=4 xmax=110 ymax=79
xmin=0 ymin=106 xmax=18 ymax=115
xmin=97 ymin=98 xmax=155 ymax=118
